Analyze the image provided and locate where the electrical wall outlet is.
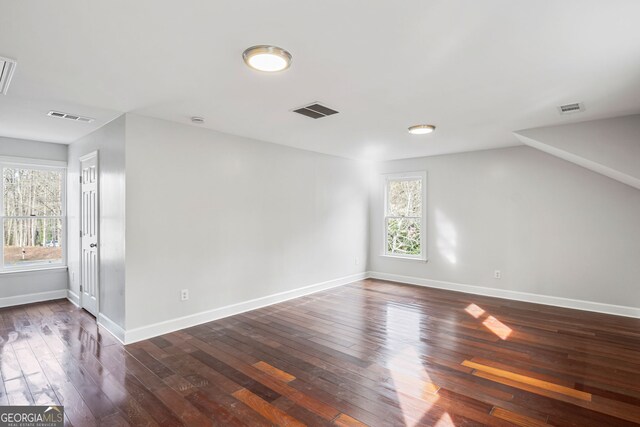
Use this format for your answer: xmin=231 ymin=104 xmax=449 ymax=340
xmin=494 ymin=270 xmax=502 ymax=279
xmin=355 ymin=257 xmax=360 ymax=265
xmin=181 ymin=289 xmax=189 ymax=301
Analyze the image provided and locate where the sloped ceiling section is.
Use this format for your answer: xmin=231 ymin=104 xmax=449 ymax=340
xmin=514 ymin=115 xmax=640 ymax=190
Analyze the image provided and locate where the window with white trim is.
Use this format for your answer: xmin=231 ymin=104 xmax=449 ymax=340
xmin=383 ymin=172 xmax=426 ymax=260
xmin=1 ymin=162 xmax=66 ymax=270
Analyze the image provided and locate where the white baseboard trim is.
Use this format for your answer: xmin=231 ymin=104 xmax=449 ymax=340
xmin=123 ymin=272 xmax=368 ymax=344
xmin=98 ymin=313 xmax=126 ymax=345
xmin=67 ymin=290 xmax=80 ymax=307
xmin=367 ymin=271 xmax=640 ymax=319
xmin=77 ymin=270 xmax=639 ymax=344
xmin=0 ymin=289 xmax=67 ymax=309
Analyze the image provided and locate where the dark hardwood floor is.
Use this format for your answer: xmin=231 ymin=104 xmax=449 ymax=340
xmin=1 ymin=279 xmax=640 ymax=426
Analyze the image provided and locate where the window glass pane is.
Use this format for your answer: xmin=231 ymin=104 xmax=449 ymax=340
xmin=387 ymin=179 xmax=422 ymax=217
xmin=387 ymin=217 xmax=421 ymax=256
xmin=4 ymin=168 xmax=63 ymax=216
xmin=4 ymin=218 xmax=63 ymax=267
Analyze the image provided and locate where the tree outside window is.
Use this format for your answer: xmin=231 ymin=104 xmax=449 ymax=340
xmin=384 ymin=172 xmax=426 ymax=260
xmin=2 ymin=167 xmax=64 ymax=268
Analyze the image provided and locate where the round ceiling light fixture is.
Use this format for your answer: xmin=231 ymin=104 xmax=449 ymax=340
xmin=243 ymin=45 xmax=292 ymax=72
xmin=408 ymin=124 xmax=436 ymax=135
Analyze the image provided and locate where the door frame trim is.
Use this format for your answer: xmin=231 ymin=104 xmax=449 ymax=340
xmin=79 ymin=150 xmax=99 ymax=316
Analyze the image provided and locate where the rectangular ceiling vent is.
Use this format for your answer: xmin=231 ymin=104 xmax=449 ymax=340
xmin=48 ymin=110 xmax=95 ymax=123
xmin=558 ymin=102 xmax=585 ymax=114
xmin=0 ymin=56 xmax=17 ymax=95
xmin=293 ymin=102 xmax=339 ymax=119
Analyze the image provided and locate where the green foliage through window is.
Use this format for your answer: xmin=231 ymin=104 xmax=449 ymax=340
xmin=386 ymin=218 xmax=421 ymax=255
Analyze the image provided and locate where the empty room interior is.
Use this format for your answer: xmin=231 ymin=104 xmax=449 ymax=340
xmin=1 ymin=1 xmax=640 ymax=426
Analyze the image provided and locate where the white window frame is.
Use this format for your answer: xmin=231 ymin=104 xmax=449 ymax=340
xmin=382 ymin=171 xmax=427 ymax=261
xmin=0 ymin=156 xmax=67 ymax=273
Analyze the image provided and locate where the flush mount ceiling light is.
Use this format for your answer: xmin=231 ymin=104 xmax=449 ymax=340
xmin=408 ymin=124 xmax=436 ymax=135
xmin=243 ymin=45 xmax=292 ymax=72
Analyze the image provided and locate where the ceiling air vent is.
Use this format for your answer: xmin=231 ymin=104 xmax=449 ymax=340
xmin=48 ymin=111 xmax=95 ymax=123
xmin=293 ymin=102 xmax=339 ymax=119
xmin=558 ymin=102 xmax=585 ymax=114
xmin=0 ymin=56 xmax=17 ymax=95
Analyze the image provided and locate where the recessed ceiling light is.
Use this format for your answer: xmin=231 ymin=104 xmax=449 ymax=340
xmin=243 ymin=45 xmax=292 ymax=72
xmin=408 ymin=124 xmax=436 ymax=135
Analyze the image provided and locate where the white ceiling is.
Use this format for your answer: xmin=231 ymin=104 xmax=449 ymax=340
xmin=1 ymin=0 xmax=640 ymax=160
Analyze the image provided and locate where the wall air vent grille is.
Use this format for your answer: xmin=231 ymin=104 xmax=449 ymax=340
xmin=558 ymin=102 xmax=585 ymax=114
xmin=293 ymin=102 xmax=339 ymax=119
xmin=0 ymin=56 xmax=17 ymax=95
xmin=48 ymin=111 xmax=95 ymax=123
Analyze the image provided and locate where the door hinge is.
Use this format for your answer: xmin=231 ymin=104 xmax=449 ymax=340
xmin=80 ymin=230 xmax=82 ymax=238
xmin=80 ymin=285 xmax=83 ymax=292
xmin=80 ymin=175 xmax=82 ymax=183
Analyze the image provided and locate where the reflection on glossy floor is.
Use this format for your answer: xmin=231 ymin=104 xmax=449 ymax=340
xmin=1 ymin=279 xmax=640 ymax=426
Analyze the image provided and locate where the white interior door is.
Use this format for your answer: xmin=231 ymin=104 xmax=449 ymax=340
xmin=80 ymin=152 xmax=99 ymax=316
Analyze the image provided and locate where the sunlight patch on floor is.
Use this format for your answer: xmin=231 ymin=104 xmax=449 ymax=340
xmin=465 ymin=303 xmax=512 ymax=340
xmin=389 ymin=347 xmax=440 ymax=427
xmin=483 ymin=315 xmax=512 ymax=340
xmin=386 ymin=305 xmax=443 ymax=426
xmin=434 ymin=412 xmax=455 ymax=426
xmin=465 ymin=303 xmax=485 ymax=318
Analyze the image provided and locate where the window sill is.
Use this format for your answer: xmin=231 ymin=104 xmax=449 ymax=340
xmin=380 ymin=254 xmax=428 ymax=263
xmin=0 ymin=265 xmax=68 ymax=275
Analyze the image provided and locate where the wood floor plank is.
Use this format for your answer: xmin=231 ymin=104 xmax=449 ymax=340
xmin=334 ymin=413 xmax=369 ymax=427
xmin=232 ymin=388 xmax=305 ymax=427
xmin=1 ymin=281 xmax=640 ymax=426
xmin=188 ymin=335 xmax=345 ymax=422
xmin=253 ymin=361 xmax=296 ymax=383
xmin=462 ymin=359 xmax=592 ymax=401
xmin=190 ymin=349 xmax=281 ymax=403
xmin=184 ymin=390 xmax=253 ymax=426
xmin=491 ymin=407 xmax=548 ymax=426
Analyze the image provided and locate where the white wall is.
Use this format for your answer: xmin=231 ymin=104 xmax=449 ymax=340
xmin=0 ymin=136 xmax=67 ymax=161
xmin=0 ymin=137 xmax=68 ymax=307
xmin=0 ymin=269 xmax=68 ymax=306
xmin=124 ymin=114 xmax=369 ymax=331
xmin=67 ymin=116 xmax=126 ymax=327
xmin=369 ymin=146 xmax=640 ymax=310
xmin=57 ymin=113 xmax=640 ymax=339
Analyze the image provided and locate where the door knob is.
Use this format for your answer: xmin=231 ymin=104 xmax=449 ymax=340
xmin=90 ymin=243 xmax=97 ymax=248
